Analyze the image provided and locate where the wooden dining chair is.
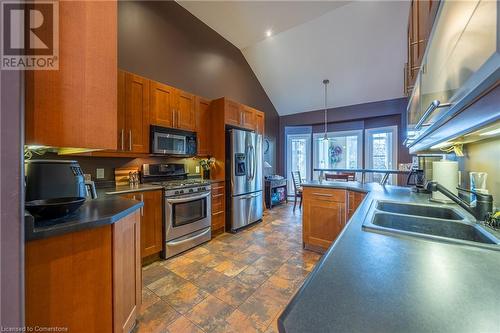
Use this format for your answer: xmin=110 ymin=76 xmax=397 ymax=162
xmin=291 ymin=171 xmax=303 ymax=212
xmin=325 ymin=172 xmax=356 ymax=182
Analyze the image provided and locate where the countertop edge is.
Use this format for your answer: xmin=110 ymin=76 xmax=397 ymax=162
xmin=25 ymin=198 xmax=144 ymax=241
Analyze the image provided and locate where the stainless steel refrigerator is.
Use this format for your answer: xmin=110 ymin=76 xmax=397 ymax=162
xmin=227 ymin=129 xmax=263 ymax=232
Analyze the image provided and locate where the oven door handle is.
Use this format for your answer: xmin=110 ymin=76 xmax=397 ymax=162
xmin=167 ymin=227 xmax=211 ymax=246
xmin=166 ymin=191 xmax=210 ymax=203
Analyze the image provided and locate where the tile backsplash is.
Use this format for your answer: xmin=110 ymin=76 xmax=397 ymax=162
xmin=30 ymin=152 xmax=202 ymax=183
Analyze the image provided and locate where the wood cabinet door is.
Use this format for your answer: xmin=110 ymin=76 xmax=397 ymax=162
xmin=113 ymin=211 xmax=141 ymax=333
xmin=25 ymin=1 xmax=117 ymax=150
xmin=125 ymin=73 xmax=150 ymax=153
xmin=25 ymin=226 xmax=113 ymax=333
xmin=140 ymin=191 xmax=163 ymax=258
xmin=211 ymin=181 xmax=225 ymax=235
xmin=407 ymin=0 xmax=419 ymax=86
xmin=117 ymin=70 xmax=126 ymax=151
xmin=241 ymin=106 xmax=256 ymax=130
xmin=255 ymin=111 xmax=265 ymax=135
xmin=176 ymin=90 xmax=196 ymax=131
xmin=303 ymin=188 xmax=346 ymax=252
xmin=224 ymin=99 xmax=242 ymax=126
xmin=150 ymin=81 xmax=176 ymax=128
xmin=304 ymin=198 xmax=345 ymax=251
xmin=196 ymin=97 xmax=211 ymax=156
xmin=347 ymin=191 xmax=366 ymax=220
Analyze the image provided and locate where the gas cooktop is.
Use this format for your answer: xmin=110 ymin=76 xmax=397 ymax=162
xmin=151 ymin=179 xmax=211 ymax=190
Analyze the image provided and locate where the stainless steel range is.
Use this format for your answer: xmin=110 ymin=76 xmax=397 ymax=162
xmin=142 ymin=163 xmax=211 ymax=259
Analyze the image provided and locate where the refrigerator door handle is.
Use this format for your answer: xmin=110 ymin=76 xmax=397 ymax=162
xmin=245 ymin=144 xmax=252 ymax=182
xmin=251 ymin=145 xmax=257 ymax=181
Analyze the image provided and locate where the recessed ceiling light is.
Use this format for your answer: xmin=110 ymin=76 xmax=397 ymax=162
xmin=266 ymin=29 xmax=272 ymax=37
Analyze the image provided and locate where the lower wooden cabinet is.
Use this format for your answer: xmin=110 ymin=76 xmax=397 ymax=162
xmin=302 ymin=188 xmax=367 ymax=253
xmin=211 ymin=181 xmax=225 ymax=235
xmin=121 ymin=190 xmax=163 ymax=259
xmin=113 ymin=211 xmax=142 ymax=333
xmin=25 ymin=211 xmax=141 ymax=333
xmin=347 ymin=190 xmax=365 ymax=220
xmin=302 ymin=187 xmax=346 ymax=253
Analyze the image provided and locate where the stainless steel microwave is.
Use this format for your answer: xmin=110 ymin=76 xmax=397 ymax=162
xmin=150 ymin=125 xmax=197 ymax=156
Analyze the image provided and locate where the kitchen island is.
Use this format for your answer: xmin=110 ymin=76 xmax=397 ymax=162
xmin=25 ymin=197 xmax=143 ymax=333
xmin=279 ymin=181 xmax=500 ymax=332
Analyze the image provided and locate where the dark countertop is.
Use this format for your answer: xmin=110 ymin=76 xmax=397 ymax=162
xmin=279 ymin=182 xmax=500 ymax=333
xmin=301 ymin=180 xmax=368 ymax=192
xmin=99 ymin=183 xmax=164 ymax=196
xmin=25 ymin=196 xmax=143 ymax=241
xmin=313 ymin=168 xmax=411 ymax=174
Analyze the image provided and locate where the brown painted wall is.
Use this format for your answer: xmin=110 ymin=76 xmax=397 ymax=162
xmin=118 ymin=1 xmax=279 ymax=165
xmin=278 ymin=97 xmax=411 ymax=175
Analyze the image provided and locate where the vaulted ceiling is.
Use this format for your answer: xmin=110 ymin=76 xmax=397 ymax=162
xmin=179 ymin=1 xmax=410 ymax=116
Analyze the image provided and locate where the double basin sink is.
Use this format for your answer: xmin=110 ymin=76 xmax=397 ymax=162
xmin=363 ymin=201 xmax=499 ymax=250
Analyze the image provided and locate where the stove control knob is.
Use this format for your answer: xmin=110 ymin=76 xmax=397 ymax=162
xmin=189 ymin=189 xmax=194 ymax=193
xmin=175 ymin=191 xmax=179 ymax=195
xmin=179 ymin=190 xmax=184 ymax=194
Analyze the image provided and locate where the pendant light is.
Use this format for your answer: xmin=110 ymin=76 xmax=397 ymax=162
xmin=322 ymin=79 xmax=330 ymax=141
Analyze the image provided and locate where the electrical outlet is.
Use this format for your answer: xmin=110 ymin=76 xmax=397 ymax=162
xmin=195 ymin=166 xmax=200 ymax=173
xmin=96 ymin=168 xmax=105 ymax=179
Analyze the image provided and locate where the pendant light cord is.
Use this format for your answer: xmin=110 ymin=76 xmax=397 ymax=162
xmin=323 ymin=79 xmax=329 ymax=140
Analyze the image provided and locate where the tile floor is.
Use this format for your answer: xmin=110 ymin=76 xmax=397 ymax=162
xmin=137 ymin=203 xmax=322 ymax=333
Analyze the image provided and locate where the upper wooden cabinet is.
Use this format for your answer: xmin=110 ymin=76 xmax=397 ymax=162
xmin=149 ymin=81 xmax=176 ymax=129
xmin=224 ymin=99 xmax=242 ymax=127
xmin=176 ymin=90 xmax=196 ymax=131
xmin=25 ymin=1 xmax=117 ymax=149
xmin=215 ymin=97 xmax=265 ymax=131
xmin=150 ymin=81 xmax=196 ymax=132
xmin=255 ymin=111 xmax=265 ymax=135
xmin=241 ymin=105 xmax=256 ymax=129
xmin=196 ymin=97 xmax=211 ymax=156
xmin=405 ymin=0 xmax=439 ymax=95
xmin=118 ymin=71 xmax=150 ymax=153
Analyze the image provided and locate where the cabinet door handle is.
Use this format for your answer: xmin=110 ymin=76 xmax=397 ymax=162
xmin=312 ymin=193 xmax=333 ymax=197
xmin=415 ymin=100 xmax=452 ymax=130
xmin=140 ymin=193 xmax=144 ymax=217
xmin=212 ymin=193 xmax=224 ymax=198
xmin=120 ymin=129 xmax=124 ymax=150
xmin=129 ymin=130 xmax=132 ymax=151
xmin=171 ymin=109 xmax=175 ymax=126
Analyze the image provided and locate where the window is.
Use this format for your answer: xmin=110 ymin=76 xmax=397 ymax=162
xmin=286 ymin=133 xmax=311 ymax=194
xmin=312 ymin=130 xmax=363 ymax=180
xmin=365 ymin=126 xmax=398 ymax=184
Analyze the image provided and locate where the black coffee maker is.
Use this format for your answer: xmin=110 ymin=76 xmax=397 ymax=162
xmin=406 ymin=168 xmax=428 ymax=193
xmin=406 ymin=154 xmax=444 ymax=193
